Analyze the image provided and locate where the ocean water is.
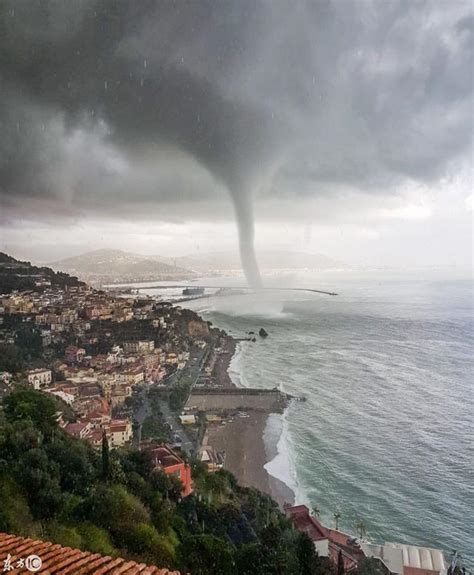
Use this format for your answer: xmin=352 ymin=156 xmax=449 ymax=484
xmin=182 ymin=274 xmax=473 ymax=565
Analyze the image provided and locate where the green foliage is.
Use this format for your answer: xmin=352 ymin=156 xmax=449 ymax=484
xmin=0 ymin=389 xmax=331 ymax=574
xmin=141 ymin=414 xmax=171 ymax=442
xmin=0 ymin=477 xmax=38 ymax=535
xmin=179 ymin=534 xmax=235 ymax=575
xmin=14 ymin=325 xmax=42 ymax=360
xmin=0 ymin=343 xmax=24 ymax=373
xmin=150 ymin=469 xmax=183 ymax=502
xmin=76 ymin=523 xmax=117 ymax=556
xmin=299 ymin=532 xmax=324 ymax=575
xmin=44 ymin=522 xmax=83 ymax=549
xmin=355 ymin=558 xmax=386 ymax=575
xmin=101 ymin=430 xmax=110 ymax=481
xmin=169 ymin=381 xmax=191 ymax=411
xmin=83 ymin=484 xmax=150 ymax=536
xmin=3 ymin=389 xmax=57 ymax=436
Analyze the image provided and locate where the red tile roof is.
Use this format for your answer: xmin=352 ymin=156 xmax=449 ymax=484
xmin=0 ymin=532 xmax=181 ymax=574
xmin=286 ymin=505 xmax=329 ymax=541
xmin=150 ymin=447 xmax=182 ymax=468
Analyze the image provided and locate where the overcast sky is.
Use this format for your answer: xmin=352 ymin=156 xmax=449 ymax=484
xmin=0 ymin=0 xmax=472 ymax=274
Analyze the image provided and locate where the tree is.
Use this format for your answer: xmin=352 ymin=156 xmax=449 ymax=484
xmin=355 ymin=558 xmax=385 ymax=575
xmin=83 ymin=485 xmax=150 ymax=544
xmin=355 ymin=519 xmax=367 ymax=540
xmin=101 ymin=430 xmax=110 ymax=481
xmin=333 ymin=511 xmax=341 ymax=531
xmin=312 ymin=506 xmax=321 ymax=518
xmin=150 ymin=469 xmax=183 ymax=502
xmin=0 ymin=343 xmax=24 ymax=373
xmin=3 ymin=389 xmax=57 ymax=438
xmin=298 ymin=532 xmax=321 ymax=575
xmin=178 ymin=534 xmax=235 ymax=575
xmin=337 ymin=549 xmax=345 ymax=575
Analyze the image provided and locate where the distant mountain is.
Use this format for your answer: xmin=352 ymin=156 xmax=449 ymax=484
xmin=50 ymin=249 xmax=194 ymax=285
xmin=175 ymin=250 xmax=344 ymax=273
xmin=0 ymin=252 xmax=84 ymax=294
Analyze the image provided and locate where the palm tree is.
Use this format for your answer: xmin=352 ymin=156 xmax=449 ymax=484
xmin=355 ymin=519 xmax=367 ymax=540
xmin=333 ymin=511 xmax=341 ymax=531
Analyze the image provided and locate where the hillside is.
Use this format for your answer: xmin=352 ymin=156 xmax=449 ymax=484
xmin=50 ymin=249 xmax=194 ymax=285
xmin=0 ymin=389 xmax=327 ymax=575
xmin=0 ymin=252 xmax=84 ymax=294
xmin=176 ymin=250 xmax=344 ymax=273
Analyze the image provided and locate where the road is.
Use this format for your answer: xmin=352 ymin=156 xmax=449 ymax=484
xmin=132 ymin=346 xmax=210 ymax=455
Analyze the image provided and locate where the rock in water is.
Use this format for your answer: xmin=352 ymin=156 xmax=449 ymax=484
xmin=259 ymin=328 xmax=269 ymax=338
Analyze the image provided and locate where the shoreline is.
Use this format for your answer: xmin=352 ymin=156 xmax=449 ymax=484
xmin=209 ymin=332 xmax=295 ymax=508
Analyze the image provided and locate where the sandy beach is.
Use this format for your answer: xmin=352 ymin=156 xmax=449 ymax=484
xmin=205 ymin=332 xmax=294 ymax=508
xmin=212 ymin=334 xmax=236 ymax=388
xmin=206 ymin=411 xmax=295 ymax=508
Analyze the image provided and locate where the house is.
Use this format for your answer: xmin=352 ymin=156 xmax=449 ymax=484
xmin=65 ymin=345 xmax=86 ymax=365
xmin=285 ymin=505 xmax=332 ymax=560
xmin=65 ymin=421 xmax=93 ymax=439
xmin=286 ymin=505 xmax=365 ymax=570
xmin=123 ymin=340 xmax=155 ymax=354
xmin=109 ymin=419 xmax=133 ymax=447
xmin=0 ymin=372 xmax=12 ymax=385
xmin=27 ymin=368 xmax=52 ymax=390
xmin=45 ymin=389 xmax=75 ymax=405
xmin=286 ymin=506 xmax=447 ymax=575
xmin=150 ymin=445 xmax=192 ymax=497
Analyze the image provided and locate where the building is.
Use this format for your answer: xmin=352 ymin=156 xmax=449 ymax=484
xmin=361 ymin=542 xmax=447 ymax=575
xmin=123 ymin=340 xmax=155 ymax=354
xmin=27 ymin=368 xmax=52 ymax=390
xmin=179 ymin=414 xmax=196 ymax=425
xmin=109 ymin=419 xmax=133 ymax=447
xmin=286 ymin=506 xmax=447 ymax=575
xmin=0 ymin=532 xmax=180 ymax=574
xmin=285 ymin=505 xmax=333 ymax=560
xmin=199 ymin=446 xmax=225 ymax=473
xmin=188 ymin=319 xmax=209 ymax=337
xmin=65 ymin=421 xmax=93 ymax=440
xmin=150 ymin=445 xmax=192 ymax=497
xmin=45 ymin=389 xmax=75 ymax=405
xmin=65 ymin=345 xmax=86 ymax=365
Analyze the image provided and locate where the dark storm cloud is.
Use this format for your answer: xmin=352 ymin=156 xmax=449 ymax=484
xmin=0 ymin=0 xmax=472 ymax=282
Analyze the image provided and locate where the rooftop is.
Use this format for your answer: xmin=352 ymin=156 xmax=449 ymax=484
xmin=361 ymin=541 xmax=447 ymax=575
xmin=286 ymin=505 xmax=329 ymax=541
xmin=0 ymin=532 xmax=180 ymax=574
xmin=150 ymin=446 xmax=183 ymax=468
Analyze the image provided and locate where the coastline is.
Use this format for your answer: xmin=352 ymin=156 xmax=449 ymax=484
xmin=210 ymin=333 xmax=295 ymax=508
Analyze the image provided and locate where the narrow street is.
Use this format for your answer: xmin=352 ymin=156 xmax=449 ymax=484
xmin=132 ymin=344 xmax=211 ymax=455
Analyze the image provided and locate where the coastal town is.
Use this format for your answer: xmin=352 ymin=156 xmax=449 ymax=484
xmin=0 ymin=253 xmax=459 ymax=575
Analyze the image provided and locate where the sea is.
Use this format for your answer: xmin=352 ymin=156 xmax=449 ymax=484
xmin=141 ymin=271 xmax=474 ymax=565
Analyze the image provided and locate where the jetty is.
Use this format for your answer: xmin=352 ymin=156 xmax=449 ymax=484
xmin=185 ymin=387 xmax=292 ymax=413
xmin=122 ymin=284 xmax=338 ymax=296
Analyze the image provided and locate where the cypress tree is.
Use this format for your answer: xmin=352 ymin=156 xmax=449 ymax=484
xmin=101 ymin=430 xmax=110 ymax=481
xmin=338 ymin=549 xmax=345 ymax=575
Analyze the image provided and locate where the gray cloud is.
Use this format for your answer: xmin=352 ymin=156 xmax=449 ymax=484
xmin=0 ymin=0 xmax=472 ymax=281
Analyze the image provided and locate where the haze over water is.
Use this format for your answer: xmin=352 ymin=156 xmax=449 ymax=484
xmin=182 ymin=273 xmax=473 ymax=565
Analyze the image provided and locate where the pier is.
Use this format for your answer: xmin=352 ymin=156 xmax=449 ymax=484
xmin=121 ymin=284 xmax=338 ymax=296
xmin=185 ymin=387 xmax=291 ymax=413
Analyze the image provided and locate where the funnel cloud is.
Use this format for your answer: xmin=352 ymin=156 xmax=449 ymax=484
xmin=0 ymin=1 xmax=472 ymax=275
